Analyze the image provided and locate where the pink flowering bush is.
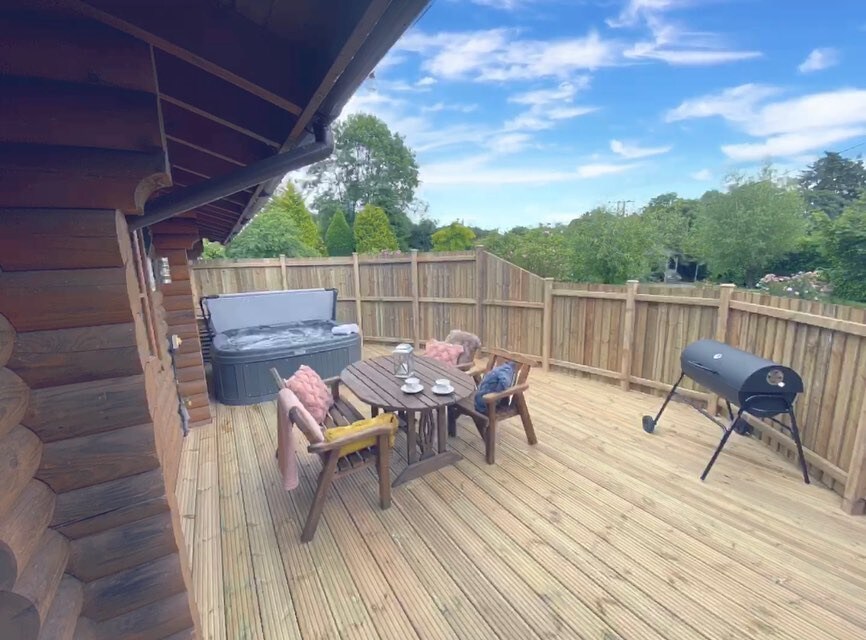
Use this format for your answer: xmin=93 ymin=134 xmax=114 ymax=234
xmin=756 ymin=271 xmax=831 ymax=301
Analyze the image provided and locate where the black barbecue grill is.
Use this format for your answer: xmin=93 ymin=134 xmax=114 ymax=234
xmin=642 ymin=339 xmax=810 ymax=483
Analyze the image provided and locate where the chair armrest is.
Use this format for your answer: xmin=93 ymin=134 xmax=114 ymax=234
xmin=455 ymin=362 xmax=474 ymax=372
xmin=307 ymin=424 xmax=394 ymax=454
xmin=322 ymin=376 xmax=342 ymax=402
xmin=482 ymin=383 xmax=529 ymax=404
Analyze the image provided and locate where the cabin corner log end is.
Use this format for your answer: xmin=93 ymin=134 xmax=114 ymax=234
xmin=192 ymin=252 xmax=866 ymax=512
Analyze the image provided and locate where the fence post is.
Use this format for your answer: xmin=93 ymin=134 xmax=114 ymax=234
xmin=708 ymin=283 xmax=736 ymax=414
xmin=475 ymin=245 xmax=485 ymax=344
xmin=410 ymin=249 xmax=420 ymax=349
xmin=352 ymin=252 xmax=363 ymax=341
xmin=843 ymin=402 xmax=866 ymax=514
xmin=620 ymin=280 xmax=639 ymax=390
xmin=542 ymin=278 xmax=554 ymax=371
xmin=279 ymin=254 xmax=288 ymax=289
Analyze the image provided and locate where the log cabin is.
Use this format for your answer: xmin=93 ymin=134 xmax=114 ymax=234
xmin=0 ymin=2 xmax=429 ymax=638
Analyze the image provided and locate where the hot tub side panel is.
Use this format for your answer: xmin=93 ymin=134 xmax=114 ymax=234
xmin=212 ymin=335 xmax=362 ymax=405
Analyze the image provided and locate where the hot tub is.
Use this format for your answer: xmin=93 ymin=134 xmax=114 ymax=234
xmin=203 ymin=289 xmax=361 ymax=405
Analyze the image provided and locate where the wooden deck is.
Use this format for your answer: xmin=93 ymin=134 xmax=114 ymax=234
xmin=178 ymin=347 xmax=866 ymax=640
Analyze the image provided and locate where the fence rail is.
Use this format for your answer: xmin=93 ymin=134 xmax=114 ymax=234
xmin=192 ymin=249 xmax=866 ymax=514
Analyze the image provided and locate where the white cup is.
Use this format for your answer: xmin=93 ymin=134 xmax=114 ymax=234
xmin=435 ymin=378 xmax=450 ymax=388
xmin=405 ymin=377 xmax=420 ymax=387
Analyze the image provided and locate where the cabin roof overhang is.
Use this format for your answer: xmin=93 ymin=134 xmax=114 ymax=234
xmin=49 ymin=0 xmax=429 ymax=243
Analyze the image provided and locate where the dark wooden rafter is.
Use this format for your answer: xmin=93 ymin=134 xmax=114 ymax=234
xmin=166 ymin=139 xmax=242 ymax=178
xmin=66 ymin=0 xmax=310 ymax=115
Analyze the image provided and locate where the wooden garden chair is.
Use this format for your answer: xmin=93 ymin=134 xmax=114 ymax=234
xmin=447 ymin=349 xmax=538 ymax=464
xmin=270 ymin=368 xmax=396 ymax=542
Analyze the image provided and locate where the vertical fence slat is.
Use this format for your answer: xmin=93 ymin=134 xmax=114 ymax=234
xmin=541 ymin=278 xmax=553 ymax=371
xmin=708 ymin=283 xmax=735 ymax=413
xmin=410 ymin=249 xmax=420 ymax=350
xmin=474 ymin=245 xmax=485 ymax=344
xmin=843 ymin=402 xmax=866 ymax=514
xmin=620 ymin=280 xmax=638 ymax=390
xmin=352 ymin=252 xmax=363 ymax=340
xmin=279 ymin=254 xmax=287 ymax=289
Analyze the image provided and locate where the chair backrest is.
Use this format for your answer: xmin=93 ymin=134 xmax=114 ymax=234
xmin=481 ymin=349 xmax=536 ymax=385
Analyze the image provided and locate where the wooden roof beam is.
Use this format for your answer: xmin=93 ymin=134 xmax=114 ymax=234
xmin=68 ymin=0 xmax=310 ymax=115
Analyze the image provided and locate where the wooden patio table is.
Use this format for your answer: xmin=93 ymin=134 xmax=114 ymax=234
xmin=340 ymin=355 xmax=475 ymax=487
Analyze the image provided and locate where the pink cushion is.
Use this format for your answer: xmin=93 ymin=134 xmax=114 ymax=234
xmin=424 ymin=339 xmax=464 ymax=365
xmin=285 ymin=365 xmax=333 ymax=425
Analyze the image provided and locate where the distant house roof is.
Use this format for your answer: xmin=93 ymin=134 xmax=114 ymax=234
xmin=75 ymin=0 xmax=429 ymax=242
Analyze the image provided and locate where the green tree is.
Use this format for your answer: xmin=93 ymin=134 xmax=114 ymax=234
xmin=408 ymin=218 xmax=436 ymax=251
xmin=799 ymin=152 xmax=866 ymax=219
xmin=305 ymin=113 xmax=419 ymax=247
xmin=568 ymin=208 xmax=656 ymax=283
xmin=201 ymin=239 xmax=226 ymax=260
xmin=484 ymin=226 xmax=572 ymax=279
xmin=263 ymin=183 xmax=324 ymax=254
xmin=325 ymin=210 xmax=355 ymax=256
xmin=354 ymin=204 xmax=399 ymax=254
xmin=820 ymin=194 xmax=866 ymax=301
xmin=226 ymin=207 xmax=318 ymax=259
xmin=641 ymin=193 xmax=698 ymax=257
xmin=431 ymin=221 xmax=476 ymax=252
xmin=691 ymin=173 xmax=806 ymax=287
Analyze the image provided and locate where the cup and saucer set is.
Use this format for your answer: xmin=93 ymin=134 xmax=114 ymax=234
xmin=400 ymin=377 xmax=455 ymax=395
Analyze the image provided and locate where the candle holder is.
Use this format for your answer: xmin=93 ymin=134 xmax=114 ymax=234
xmin=392 ymin=343 xmax=415 ymax=378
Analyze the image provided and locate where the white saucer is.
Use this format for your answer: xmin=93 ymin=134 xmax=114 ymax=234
xmin=431 ymin=384 xmax=454 ymax=395
xmin=401 ymin=383 xmax=423 ymax=394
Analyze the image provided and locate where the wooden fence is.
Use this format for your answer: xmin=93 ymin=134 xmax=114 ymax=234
xmin=192 ymin=250 xmax=866 ymax=513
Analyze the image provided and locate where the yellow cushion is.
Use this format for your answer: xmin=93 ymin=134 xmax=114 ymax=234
xmin=323 ymin=413 xmax=398 ymax=457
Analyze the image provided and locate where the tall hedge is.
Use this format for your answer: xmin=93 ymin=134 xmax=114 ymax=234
xmin=265 ymin=183 xmax=325 ymax=254
xmin=353 ymin=204 xmax=399 ymax=254
xmin=325 ymin=209 xmax=355 ymax=256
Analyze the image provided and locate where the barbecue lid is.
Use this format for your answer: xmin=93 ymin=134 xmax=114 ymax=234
xmin=680 ymin=339 xmax=803 ymax=395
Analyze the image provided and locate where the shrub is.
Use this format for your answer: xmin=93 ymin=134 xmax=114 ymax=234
xmin=353 ymin=204 xmax=399 ymax=254
xmin=756 ymin=271 xmax=831 ymax=301
xmin=325 ymin=210 xmax=355 ymax=256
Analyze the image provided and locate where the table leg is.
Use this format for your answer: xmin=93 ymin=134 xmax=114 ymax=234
xmin=406 ymin=410 xmax=418 ymax=465
xmin=393 ymin=407 xmax=462 ymax=488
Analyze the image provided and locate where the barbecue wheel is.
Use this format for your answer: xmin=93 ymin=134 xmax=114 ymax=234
xmin=642 ymin=415 xmax=656 ymax=433
xmin=732 ymin=417 xmax=752 ymax=436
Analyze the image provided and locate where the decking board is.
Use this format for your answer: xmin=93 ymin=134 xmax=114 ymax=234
xmin=178 ymin=346 xmax=866 ymax=640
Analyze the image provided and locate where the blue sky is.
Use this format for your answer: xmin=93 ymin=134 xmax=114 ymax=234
xmin=340 ymin=0 xmax=866 ymax=230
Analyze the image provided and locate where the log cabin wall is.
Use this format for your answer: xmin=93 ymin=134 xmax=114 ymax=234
xmin=0 ymin=12 xmax=200 ymax=639
xmin=151 ymin=221 xmax=212 ymax=428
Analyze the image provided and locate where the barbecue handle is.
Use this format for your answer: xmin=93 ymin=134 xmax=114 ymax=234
xmin=686 ymin=360 xmax=719 ymax=375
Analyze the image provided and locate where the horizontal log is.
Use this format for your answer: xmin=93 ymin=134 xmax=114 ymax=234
xmin=161 ymin=249 xmax=191 ymax=266
xmin=52 ymin=468 xmax=169 ymax=540
xmin=634 ymin=294 xmax=720 ymax=307
xmin=0 ymin=268 xmax=132 ymax=332
xmin=178 ymin=378 xmax=206 ymax=399
xmin=152 ymin=234 xmax=200 ymax=251
xmin=171 ymin=351 xmax=203 ymax=370
xmin=83 ymin=553 xmax=185 ymax=622
xmin=164 ymin=308 xmax=197 ymax=327
xmin=158 ymin=281 xmax=193 ymax=297
xmin=0 ymin=426 xmax=42 ymax=521
xmin=187 ymin=405 xmax=212 ymax=425
xmin=175 ymin=365 xmax=205 ymax=383
xmin=36 ymin=575 xmax=83 ymax=640
xmin=730 ymin=300 xmax=866 ymax=338
xmin=38 ymin=422 xmax=159 ymax=493
xmin=184 ymin=391 xmax=210 ymax=411
xmin=168 ymin=263 xmax=191 ymax=281
xmin=10 ymin=528 xmax=69 ymax=639
xmin=10 ymin=346 xmax=142 ymax=389
xmin=0 ymin=480 xmax=55 ymax=590
xmin=0 ymin=77 xmax=161 ymax=153
xmin=0 ymin=315 xmax=14 ymax=368
xmin=88 ymin=591 xmax=193 ymax=640
xmin=0 ymin=14 xmax=155 ymax=93
xmin=68 ymin=512 xmax=176 ymax=583
xmin=24 ymin=375 xmax=150 ymax=442
xmin=0 ymin=143 xmax=168 ymax=213
xmin=551 ymin=289 xmax=627 ymax=300
xmin=12 ymin=324 xmax=137 ymax=360
xmin=0 ymin=368 xmax=29 ymax=441
xmin=0 ymin=209 xmax=126 ymax=271
xmin=164 ymin=295 xmax=197 ymax=313
xmin=151 ymin=220 xmax=200 ymax=236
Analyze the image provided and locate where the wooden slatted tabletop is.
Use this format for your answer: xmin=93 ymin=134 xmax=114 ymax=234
xmin=341 ymin=355 xmax=475 ymax=486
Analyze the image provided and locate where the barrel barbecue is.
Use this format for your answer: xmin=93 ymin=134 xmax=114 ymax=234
xmin=642 ymin=339 xmax=810 ymax=483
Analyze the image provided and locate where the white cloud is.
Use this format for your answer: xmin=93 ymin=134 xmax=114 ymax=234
xmin=488 ymin=133 xmax=535 ymax=153
xmin=798 ymin=48 xmax=840 ymax=73
xmin=576 ymin=162 xmax=640 ymax=178
xmin=416 ymin=76 xmax=437 ymax=87
xmin=469 ymin=0 xmax=527 ymax=9
xmin=667 ymin=85 xmax=866 ymax=161
xmin=509 ymin=78 xmax=590 ymax=105
xmin=691 ymin=168 xmax=712 ymax=181
xmin=421 ymin=102 xmax=479 ymax=113
xmin=397 ymin=29 xmax=620 ymax=82
xmin=610 ymin=139 xmax=671 ymax=159
xmin=607 ymin=0 xmax=687 ymax=28
xmin=505 ymin=79 xmax=597 ymax=131
xmin=722 ymin=127 xmax=866 ymax=162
